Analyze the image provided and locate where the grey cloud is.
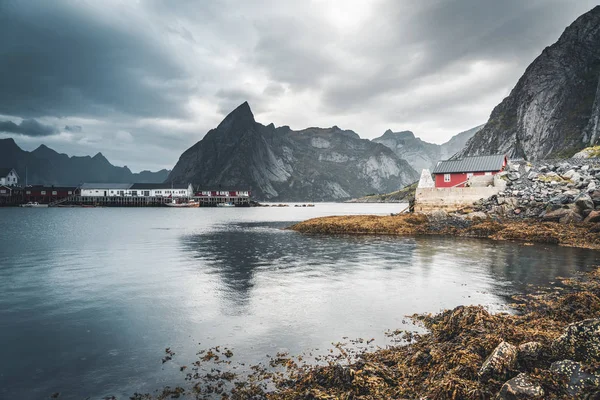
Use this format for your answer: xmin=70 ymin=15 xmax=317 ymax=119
xmin=252 ymin=17 xmax=338 ymax=87
xmin=0 ymin=119 xmax=57 ymax=137
xmin=0 ymin=1 xmax=192 ymax=119
xmin=64 ymin=125 xmax=83 ymax=133
xmin=1 ymin=0 xmax=599 ymax=170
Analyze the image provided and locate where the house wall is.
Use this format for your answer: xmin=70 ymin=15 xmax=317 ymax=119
xmin=81 ymin=187 xmax=191 ymax=197
xmin=434 ymin=171 xmax=499 ymax=188
xmin=415 ymin=186 xmax=502 ymax=212
xmin=1 ymin=170 xmax=18 ymax=186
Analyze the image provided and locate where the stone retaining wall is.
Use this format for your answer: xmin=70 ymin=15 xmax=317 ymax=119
xmin=415 ymin=186 xmax=501 ymax=212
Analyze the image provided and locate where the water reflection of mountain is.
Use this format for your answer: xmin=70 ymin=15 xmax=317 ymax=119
xmin=181 ymin=223 xmax=600 ymax=315
xmin=413 ymin=236 xmax=600 ymax=296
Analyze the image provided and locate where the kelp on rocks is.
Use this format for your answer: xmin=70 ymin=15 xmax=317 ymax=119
xmin=288 ymin=213 xmax=600 ymax=250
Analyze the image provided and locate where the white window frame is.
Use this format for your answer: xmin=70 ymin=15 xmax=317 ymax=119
xmin=444 ymin=174 xmax=451 ymax=182
xmin=41 ymin=191 xmax=46 ymax=195
xmin=466 ymin=173 xmax=474 ymax=179
xmin=485 ymin=171 xmax=492 ymax=176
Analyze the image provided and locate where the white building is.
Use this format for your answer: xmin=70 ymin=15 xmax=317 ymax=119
xmin=0 ymin=168 xmax=19 ymax=186
xmin=80 ymin=183 xmax=193 ymax=198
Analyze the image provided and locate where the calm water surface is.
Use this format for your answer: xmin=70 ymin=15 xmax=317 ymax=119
xmin=1 ymin=204 xmax=599 ymax=399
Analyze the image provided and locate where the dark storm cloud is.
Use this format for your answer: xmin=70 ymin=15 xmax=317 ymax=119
xmin=0 ymin=1 xmax=192 ymax=119
xmin=0 ymin=119 xmax=57 ymax=137
xmin=64 ymin=125 xmax=83 ymax=133
xmin=1 ymin=0 xmax=598 ymax=169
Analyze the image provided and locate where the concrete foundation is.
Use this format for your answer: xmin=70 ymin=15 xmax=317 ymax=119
xmin=415 ymin=186 xmax=501 ymax=212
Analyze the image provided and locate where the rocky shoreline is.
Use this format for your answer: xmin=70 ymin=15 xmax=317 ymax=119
xmin=130 ymin=267 xmax=600 ymax=399
xmin=289 ymin=212 xmax=600 ymax=250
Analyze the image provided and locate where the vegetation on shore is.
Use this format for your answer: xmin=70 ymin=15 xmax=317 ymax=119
xmin=288 ymin=213 xmax=600 ymax=250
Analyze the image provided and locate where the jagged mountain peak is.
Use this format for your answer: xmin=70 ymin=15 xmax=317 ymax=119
xmin=216 ymin=101 xmax=255 ymax=132
xmin=168 ymin=104 xmax=419 ymax=201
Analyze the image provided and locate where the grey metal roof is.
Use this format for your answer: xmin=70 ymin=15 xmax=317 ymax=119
xmin=130 ymin=183 xmax=189 ymax=190
xmin=80 ymin=183 xmax=133 ymax=189
xmin=432 ymin=155 xmax=506 ymax=174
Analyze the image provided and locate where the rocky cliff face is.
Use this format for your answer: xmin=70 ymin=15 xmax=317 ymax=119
xmin=373 ymin=125 xmax=483 ymax=172
xmin=460 ymin=6 xmax=600 ymax=160
xmin=0 ymin=138 xmax=169 ymax=185
xmin=167 ymin=102 xmax=419 ymax=201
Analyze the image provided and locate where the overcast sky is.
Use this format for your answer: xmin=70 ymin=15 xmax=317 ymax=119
xmin=0 ymin=0 xmax=597 ymax=171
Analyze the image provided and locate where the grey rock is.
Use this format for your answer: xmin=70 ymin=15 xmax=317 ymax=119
xmin=527 ymin=171 xmax=539 ymax=180
xmin=542 ymin=208 xmax=578 ymax=222
xmin=479 ymin=341 xmax=517 ymax=381
xmin=553 ymin=319 xmax=600 ymax=364
xmin=585 ymin=210 xmax=600 ymax=223
xmin=467 ymin=211 xmax=488 ymax=220
xmin=550 ymin=360 xmax=600 ymax=398
xmin=575 ymin=193 xmax=595 ymax=213
xmin=508 ymin=173 xmax=520 ymax=181
xmin=549 ymin=193 xmax=570 ymax=205
xmin=497 ymin=373 xmax=545 ymax=400
xmin=561 ymin=210 xmax=584 ymax=224
xmin=518 ymin=342 xmax=543 ymax=364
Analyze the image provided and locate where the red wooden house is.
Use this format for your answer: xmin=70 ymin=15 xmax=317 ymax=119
xmin=432 ymin=155 xmax=507 ymax=188
xmin=23 ymin=185 xmax=79 ymax=203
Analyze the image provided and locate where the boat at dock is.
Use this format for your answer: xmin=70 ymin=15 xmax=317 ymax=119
xmin=19 ymin=202 xmax=48 ymax=208
xmin=165 ymin=199 xmax=199 ymax=208
xmin=216 ymin=202 xmax=235 ymax=207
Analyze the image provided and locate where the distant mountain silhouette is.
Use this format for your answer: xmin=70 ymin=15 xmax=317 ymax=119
xmin=372 ymin=125 xmax=483 ymax=173
xmin=0 ymin=138 xmax=169 ymax=185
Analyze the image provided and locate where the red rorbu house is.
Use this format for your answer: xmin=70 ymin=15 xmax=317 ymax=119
xmin=432 ymin=154 xmax=507 ymax=188
xmin=23 ymin=185 xmax=79 ymax=204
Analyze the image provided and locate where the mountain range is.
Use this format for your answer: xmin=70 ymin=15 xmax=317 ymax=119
xmin=167 ymin=102 xmax=420 ymax=201
xmin=3 ymin=7 xmax=599 ymax=199
xmin=459 ymin=5 xmax=600 ymax=159
xmin=372 ymin=125 xmax=483 ymax=173
xmin=0 ymin=138 xmax=169 ymax=186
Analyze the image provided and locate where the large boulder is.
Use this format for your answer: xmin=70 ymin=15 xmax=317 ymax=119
xmin=563 ymin=170 xmax=582 ymax=182
xmin=550 ymin=360 xmax=600 ymax=398
xmin=561 ymin=210 xmax=584 ymax=224
xmin=479 ymin=341 xmax=518 ymax=381
xmin=497 ymin=373 xmax=545 ymax=400
xmin=542 ymin=208 xmax=582 ymax=223
xmin=549 ymin=193 xmax=570 ymax=205
xmin=591 ymin=190 xmax=600 ymax=206
xmin=552 ymin=319 xmax=600 ymax=364
xmin=575 ymin=193 xmax=595 ymax=213
xmin=517 ymin=342 xmax=543 ymax=367
xmin=585 ymin=210 xmax=600 ymax=223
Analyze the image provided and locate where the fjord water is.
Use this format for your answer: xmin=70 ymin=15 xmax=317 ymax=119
xmin=1 ymin=205 xmax=599 ymax=399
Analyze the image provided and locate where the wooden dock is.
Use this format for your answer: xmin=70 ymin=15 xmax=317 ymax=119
xmin=46 ymin=195 xmax=252 ymax=207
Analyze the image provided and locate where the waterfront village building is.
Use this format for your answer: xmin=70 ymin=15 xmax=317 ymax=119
xmin=431 ymin=154 xmax=507 ymax=188
xmin=0 ymin=168 xmax=19 ymax=186
xmin=80 ymin=183 xmax=193 ymax=198
xmin=23 ymin=186 xmax=78 ymax=203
